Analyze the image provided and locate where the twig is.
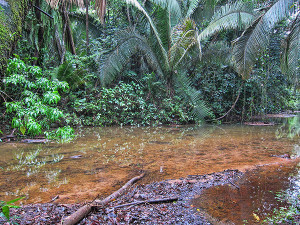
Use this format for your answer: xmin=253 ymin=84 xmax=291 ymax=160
xmin=105 ymin=197 xmax=179 ymax=211
xmin=33 ymin=5 xmax=54 ymax=19
xmin=214 ymin=82 xmax=244 ymax=121
xmin=0 ymin=90 xmax=14 ymax=101
xmin=228 ymin=179 xmax=239 ymax=190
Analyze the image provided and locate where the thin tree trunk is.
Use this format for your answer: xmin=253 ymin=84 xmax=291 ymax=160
xmin=33 ymin=0 xmax=44 ymax=66
xmin=54 ymin=24 xmax=66 ymax=64
xmin=60 ymin=2 xmax=76 ymax=55
xmin=85 ymin=0 xmax=89 ymax=55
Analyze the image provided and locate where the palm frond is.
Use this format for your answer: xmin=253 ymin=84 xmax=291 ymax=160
xmin=201 ymin=41 xmax=231 ymax=66
xmin=174 ymin=73 xmax=213 ymax=122
xmin=186 ymin=0 xmax=204 ymax=18
xmin=170 ymin=19 xmax=200 ymax=68
xmin=199 ymin=1 xmax=255 ymax=41
xmin=100 ymin=30 xmax=163 ymax=86
xmin=126 ymin=0 xmax=169 ymax=66
xmin=149 ymin=0 xmax=182 ymax=26
xmin=232 ymin=0 xmax=296 ymax=78
xmin=155 ymin=7 xmax=171 ymax=49
xmin=281 ymin=13 xmax=300 ymax=84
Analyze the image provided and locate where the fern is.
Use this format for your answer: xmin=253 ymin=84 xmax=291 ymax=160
xmin=174 ymin=73 xmax=213 ymax=122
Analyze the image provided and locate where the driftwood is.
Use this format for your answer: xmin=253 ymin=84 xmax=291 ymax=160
xmin=105 ymin=197 xmax=179 ymax=212
xmin=61 ymin=173 xmax=145 ymax=225
xmin=21 ymin=139 xmax=48 ymax=143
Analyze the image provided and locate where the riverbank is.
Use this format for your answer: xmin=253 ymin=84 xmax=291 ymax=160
xmin=4 ymin=169 xmax=239 ymax=224
xmin=4 ymin=159 xmax=300 ymax=224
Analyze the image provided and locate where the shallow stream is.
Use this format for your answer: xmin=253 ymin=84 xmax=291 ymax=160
xmin=0 ymin=115 xmax=299 ymax=223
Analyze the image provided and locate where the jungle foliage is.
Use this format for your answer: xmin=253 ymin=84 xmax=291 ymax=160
xmin=3 ymin=57 xmax=74 ymax=139
xmin=0 ymin=0 xmax=299 ymax=135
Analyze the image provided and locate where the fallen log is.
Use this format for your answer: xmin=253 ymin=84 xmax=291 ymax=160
xmin=21 ymin=139 xmax=48 ymax=143
xmin=61 ymin=173 xmax=145 ymax=225
xmin=106 ymin=196 xmax=179 ymax=212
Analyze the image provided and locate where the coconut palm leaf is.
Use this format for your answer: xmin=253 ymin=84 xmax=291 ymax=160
xmin=232 ymin=0 xmax=296 ymax=78
xmin=186 ymin=0 xmax=204 ymax=18
xmin=149 ymin=0 xmax=182 ymax=26
xmin=198 ymin=1 xmax=255 ymax=41
xmin=100 ymin=30 xmax=163 ymax=86
xmin=126 ymin=0 xmax=169 ymax=65
xmin=281 ymin=12 xmax=300 ymax=84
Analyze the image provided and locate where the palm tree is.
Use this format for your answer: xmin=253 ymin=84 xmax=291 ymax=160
xmin=100 ymin=0 xmax=258 ymax=121
xmin=281 ymin=12 xmax=299 ymax=86
xmin=45 ymin=0 xmax=107 ymax=56
xmin=231 ymin=0 xmax=299 ymax=81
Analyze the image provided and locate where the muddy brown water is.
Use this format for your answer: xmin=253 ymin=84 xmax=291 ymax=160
xmin=0 ymin=117 xmax=299 ymax=219
xmin=191 ymin=160 xmax=300 ymax=224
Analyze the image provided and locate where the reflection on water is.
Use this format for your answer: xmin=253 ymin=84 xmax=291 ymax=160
xmin=0 ymin=116 xmax=299 ymax=204
xmin=191 ymin=161 xmax=300 ymax=224
xmin=276 ymin=116 xmax=300 ymax=139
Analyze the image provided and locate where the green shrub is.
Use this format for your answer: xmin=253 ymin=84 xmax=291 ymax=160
xmin=68 ymin=79 xmax=193 ymax=126
xmin=3 ymin=57 xmax=74 ymax=139
xmin=0 ymin=197 xmax=24 ymax=222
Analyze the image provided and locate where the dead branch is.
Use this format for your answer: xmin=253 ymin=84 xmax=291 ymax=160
xmin=105 ymin=197 xmax=179 ymax=212
xmin=61 ymin=173 xmax=145 ymax=225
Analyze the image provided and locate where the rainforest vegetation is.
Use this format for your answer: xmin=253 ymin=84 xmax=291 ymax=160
xmin=0 ymin=0 xmax=299 ymax=138
xmin=0 ymin=0 xmax=299 ymax=223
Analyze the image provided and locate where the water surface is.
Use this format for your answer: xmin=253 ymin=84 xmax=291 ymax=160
xmin=191 ymin=161 xmax=300 ymax=224
xmin=0 ymin=119 xmax=298 ymax=204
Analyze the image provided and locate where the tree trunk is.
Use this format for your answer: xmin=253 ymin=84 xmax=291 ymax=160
xmin=0 ymin=0 xmax=32 ymax=75
xmin=85 ymin=0 xmax=89 ymax=55
xmin=33 ymin=0 xmax=44 ymax=66
xmin=60 ymin=2 xmax=76 ymax=55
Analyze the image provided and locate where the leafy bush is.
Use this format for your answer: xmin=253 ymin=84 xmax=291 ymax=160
xmin=3 ymin=57 xmax=74 ymax=139
xmin=67 ymin=79 xmax=193 ymax=126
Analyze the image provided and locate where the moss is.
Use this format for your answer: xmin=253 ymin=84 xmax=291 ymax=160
xmin=0 ymin=0 xmax=30 ymax=75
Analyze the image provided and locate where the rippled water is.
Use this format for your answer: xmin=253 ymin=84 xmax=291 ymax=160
xmin=0 ymin=116 xmax=299 ymax=206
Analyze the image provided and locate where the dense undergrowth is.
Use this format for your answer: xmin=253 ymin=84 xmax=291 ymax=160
xmin=0 ymin=2 xmax=298 ymax=140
